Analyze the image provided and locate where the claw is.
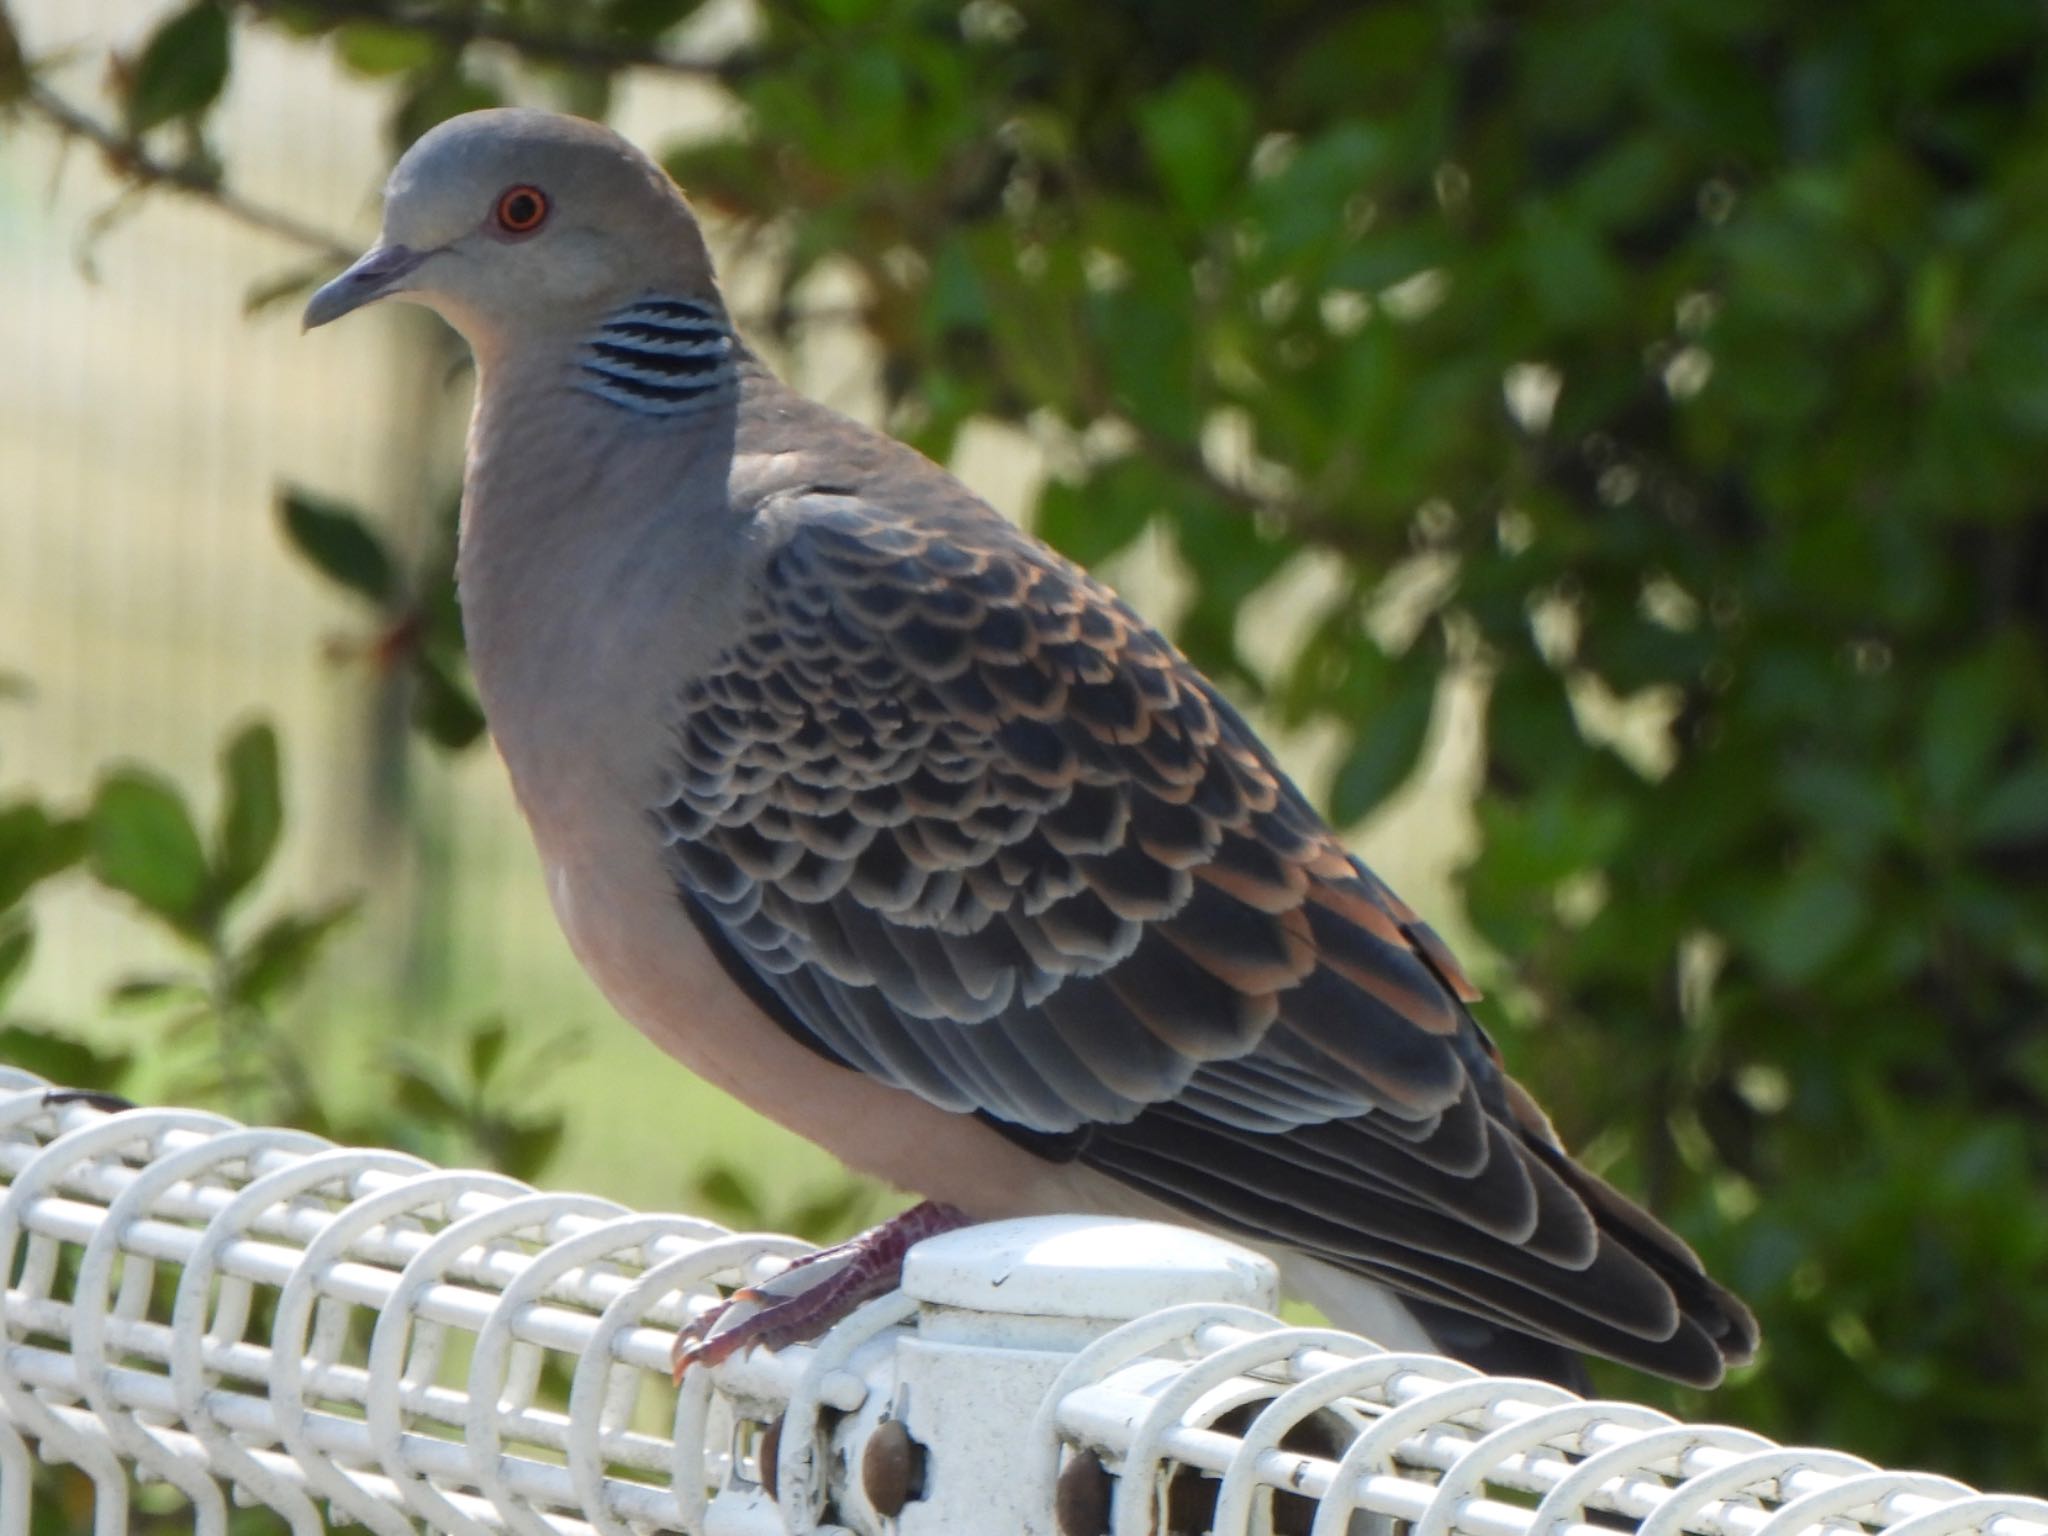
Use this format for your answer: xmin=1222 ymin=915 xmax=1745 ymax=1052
xmin=671 ymin=1201 xmax=967 ymax=1382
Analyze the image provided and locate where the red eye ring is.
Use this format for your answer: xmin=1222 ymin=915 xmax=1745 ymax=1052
xmin=495 ymin=184 xmax=549 ymax=235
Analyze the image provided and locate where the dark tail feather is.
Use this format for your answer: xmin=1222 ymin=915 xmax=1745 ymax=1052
xmin=1400 ymin=1293 xmax=1592 ymax=1392
xmin=1533 ymin=1142 xmax=1760 ymax=1367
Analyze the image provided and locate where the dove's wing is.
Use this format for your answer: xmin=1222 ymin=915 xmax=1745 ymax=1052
xmin=658 ymin=486 xmax=1753 ymax=1386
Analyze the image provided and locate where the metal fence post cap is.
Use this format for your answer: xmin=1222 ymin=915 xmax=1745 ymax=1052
xmin=901 ymin=1215 xmax=1279 ymax=1320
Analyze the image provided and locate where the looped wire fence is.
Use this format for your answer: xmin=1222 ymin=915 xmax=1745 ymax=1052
xmin=3 ymin=1066 xmax=2044 ymax=1536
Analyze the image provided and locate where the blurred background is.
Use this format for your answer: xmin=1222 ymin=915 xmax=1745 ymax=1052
xmin=2 ymin=0 xmax=2044 ymax=1502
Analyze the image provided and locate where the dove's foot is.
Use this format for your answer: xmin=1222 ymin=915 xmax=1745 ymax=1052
xmin=672 ymin=1200 xmax=969 ymax=1379
xmin=43 ymin=1089 xmax=137 ymax=1113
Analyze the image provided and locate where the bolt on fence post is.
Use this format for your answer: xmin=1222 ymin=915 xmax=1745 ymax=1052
xmin=843 ymin=1216 xmax=1278 ymax=1535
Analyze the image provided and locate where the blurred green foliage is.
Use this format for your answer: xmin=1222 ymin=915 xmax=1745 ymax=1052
xmin=4 ymin=0 xmax=2046 ymax=1496
xmin=278 ymin=486 xmax=487 ymax=748
xmin=0 ymin=710 xmax=569 ymax=1165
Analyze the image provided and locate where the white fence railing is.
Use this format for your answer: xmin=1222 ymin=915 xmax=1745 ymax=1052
xmin=2 ymin=1067 xmax=2044 ymax=1536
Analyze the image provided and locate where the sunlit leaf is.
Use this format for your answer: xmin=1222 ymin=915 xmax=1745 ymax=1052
xmin=335 ymin=22 xmax=436 ymax=76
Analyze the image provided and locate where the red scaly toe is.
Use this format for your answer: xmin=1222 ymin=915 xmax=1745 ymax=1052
xmin=672 ymin=1201 xmax=968 ymax=1380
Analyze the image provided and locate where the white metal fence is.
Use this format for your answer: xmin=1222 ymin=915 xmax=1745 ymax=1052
xmin=3 ymin=1066 xmax=2044 ymax=1536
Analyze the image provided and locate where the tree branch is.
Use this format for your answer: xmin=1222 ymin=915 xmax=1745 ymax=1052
xmin=235 ymin=0 xmax=763 ymax=83
xmin=23 ymin=82 xmax=359 ymax=262
xmin=1122 ymin=412 xmax=1399 ymax=565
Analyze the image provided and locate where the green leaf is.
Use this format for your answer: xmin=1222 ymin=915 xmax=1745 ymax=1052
xmin=603 ymin=0 xmax=705 ymax=40
xmin=1748 ymin=867 xmax=1867 ymax=984
xmin=107 ymin=972 xmax=202 ymax=1012
xmin=89 ymin=770 xmax=211 ymax=939
xmin=493 ymin=1117 xmax=565 ymax=1181
xmin=0 ymin=1024 xmax=131 ymax=1093
xmin=0 ymin=919 xmax=32 ymax=1010
xmin=393 ymin=67 xmax=502 ymax=146
xmin=1520 ymin=210 xmax=1624 ymax=330
xmin=162 ymin=1006 xmax=220 ymax=1044
xmin=0 ymin=10 xmax=28 ymax=108
xmin=1568 ymin=136 xmax=1676 ymax=230
xmin=125 ymin=1 xmax=231 ymax=134
xmin=277 ymin=488 xmax=398 ymax=606
xmin=1778 ymin=756 xmax=1897 ymax=858
xmin=786 ymin=1182 xmax=870 ymax=1243
xmin=416 ymin=494 xmax=466 ymax=647
xmin=246 ymin=6 xmax=322 ymax=39
xmin=1092 ymin=280 xmax=1199 ymax=437
xmin=1909 ymin=255 xmax=1961 ymax=368
xmin=924 ymin=235 xmax=990 ymax=333
xmin=334 ymin=22 xmax=437 ymax=76
xmin=0 ymin=802 xmax=87 ymax=911
xmin=802 ymin=0 xmax=883 ymax=26
xmin=394 ymin=1061 xmax=463 ymax=1123
xmin=230 ymin=898 xmax=359 ymax=1007
xmin=1252 ymin=123 xmax=1395 ymax=266
xmin=1034 ymin=458 xmax=1162 ymax=568
xmin=215 ymin=721 xmax=282 ymax=908
xmin=413 ymin=652 xmax=487 ymax=750
xmin=1329 ymin=674 xmax=1435 ymax=824
xmin=467 ymin=1018 xmax=508 ymax=1086
xmin=1969 ymin=760 xmax=2048 ymax=844
xmin=693 ymin=1162 xmax=766 ymax=1227
xmin=498 ymin=1025 xmax=586 ymax=1094
xmin=1920 ymin=651 xmax=2010 ymax=810
xmin=1138 ymin=72 xmax=1253 ymax=221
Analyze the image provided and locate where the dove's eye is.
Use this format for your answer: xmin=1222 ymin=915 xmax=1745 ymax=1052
xmin=494 ymin=185 xmax=550 ymax=235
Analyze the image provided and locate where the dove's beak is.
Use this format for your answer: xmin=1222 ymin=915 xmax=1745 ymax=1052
xmin=302 ymin=243 xmax=426 ymax=330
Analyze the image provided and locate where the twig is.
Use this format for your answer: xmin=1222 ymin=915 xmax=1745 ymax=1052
xmin=1120 ymin=408 xmax=1397 ymax=564
xmin=234 ymin=0 xmax=763 ymax=83
xmin=19 ymin=21 xmax=1374 ymax=579
xmin=24 ymin=81 xmax=359 ymax=261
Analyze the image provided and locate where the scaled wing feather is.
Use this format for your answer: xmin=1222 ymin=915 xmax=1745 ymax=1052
xmin=655 ymin=486 xmax=1755 ymax=1386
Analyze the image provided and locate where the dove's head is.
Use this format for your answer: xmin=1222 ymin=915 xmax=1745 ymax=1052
xmin=304 ymin=109 xmax=718 ymax=348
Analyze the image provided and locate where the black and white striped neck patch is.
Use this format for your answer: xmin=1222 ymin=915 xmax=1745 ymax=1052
xmin=576 ymin=296 xmax=736 ymax=417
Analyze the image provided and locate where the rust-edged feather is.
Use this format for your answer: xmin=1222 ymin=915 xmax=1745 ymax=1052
xmin=655 ymin=483 xmax=1756 ymax=1387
